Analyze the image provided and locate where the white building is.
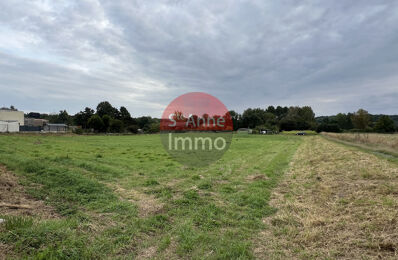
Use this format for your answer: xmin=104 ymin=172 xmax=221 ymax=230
xmin=0 ymin=108 xmax=24 ymax=133
xmin=0 ymin=121 xmax=19 ymax=132
xmin=0 ymin=108 xmax=24 ymax=126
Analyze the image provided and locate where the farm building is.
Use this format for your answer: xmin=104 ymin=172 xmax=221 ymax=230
xmin=43 ymin=124 xmax=68 ymax=133
xmin=25 ymin=118 xmax=49 ymax=127
xmin=0 ymin=121 xmax=19 ymax=132
xmin=0 ymin=108 xmax=24 ymax=126
xmin=237 ymin=128 xmax=253 ymax=134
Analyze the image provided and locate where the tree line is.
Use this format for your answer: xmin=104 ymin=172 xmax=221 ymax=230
xmin=26 ymin=102 xmax=397 ymax=133
xmin=27 ymin=101 xmax=159 ymax=133
xmin=316 ymin=109 xmax=397 ymax=133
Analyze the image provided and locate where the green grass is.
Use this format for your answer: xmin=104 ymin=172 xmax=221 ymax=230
xmin=281 ymin=130 xmax=317 ymax=135
xmin=0 ymin=134 xmax=302 ymax=259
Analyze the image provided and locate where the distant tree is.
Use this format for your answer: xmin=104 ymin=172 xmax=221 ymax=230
xmin=109 ymin=119 xmax=124 ymax=133
xmin=242 ymin=108 xmax=276 ymax=129
xmin=119 ymin=106 xmax=135 ymax=125
xmin=126 ymin=125 xmax=139 ymax=134
xmin=51 ymin=110 xmax=72 ymax=125
xmin=96 ymin=101 xmax=119 ymax=118
xmin=351 ymin=109 xmax=370 ymax=130
xmin=74 ymin=107 xmax=94 ymax=129
xmin=279 ymin=106 xmax=316 ymax=130
xmin=102 ymin=115 xmax=111 ymax=132
xmin=275 ymin=106 xmax=289 ymax=119
xmin=228 ymin=110 xmax=241 ymax=130
xmin=88 ymin=115 xmax=104 ymax=132
xmin=316 ymin=123 xmax=341 ymax=133
xmin=10 ymin=105 xmax=15 ymax=110
xmin=336 ymin=113 xmax=353 ymax=130
xmin=374 ymin=115 xmax=395 ymax=133
xmin=147 ymin=122 xmax=160 ymax=133
xmin=265 ymin=105 xmax=276 ymax=115
xmin=137 ymin=116 xmax=153 ymax=130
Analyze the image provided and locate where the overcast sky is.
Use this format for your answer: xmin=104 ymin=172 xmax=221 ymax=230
xmin=1 ymin=0 xmax=397 ymax=117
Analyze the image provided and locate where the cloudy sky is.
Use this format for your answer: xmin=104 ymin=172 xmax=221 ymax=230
xmin=0 ymin=0 xmax=397 ymax=117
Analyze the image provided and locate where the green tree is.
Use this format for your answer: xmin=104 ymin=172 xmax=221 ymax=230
xmin=119 ymin=106 xmax=136 ymax=126
xmin=87 ymin=115 xmax=104 ymax=132
xmin=109 ymin=119 xmax=124 ymax=133
xmin=279 ymin=106 xmax=316 ymax=130
xmin=351 ymin=109 xmax=370 ymax=130
xmin=265 ymin=105 xmax=276 ymax=115
xmin=53 ymin=110 xmax=72 ymax=125
xmin=228 ymin=110 xmax=241 ymax=130
xmin=147 ymin=122 xmax=160 ymax=133
xmin=242 ymin=108 xmax=277 ymax=129
xmin=74 ymin=107 xmax=94 ymax=129
xmin=275 ymin=106 xmax=289 ymax=119
xmin=96 ymin=101 xmax=119 ymax=118
xmin=374 ymin=115 xmax=395 ymax=133
xmin=102 ymin=115 xmax=111 ymax=132
xmin=336 ymin=113 xmax=353 ymax=130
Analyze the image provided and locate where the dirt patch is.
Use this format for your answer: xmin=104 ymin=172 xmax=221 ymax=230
xmin=0 ymin=165 xmax=58 ymax=218
xmin=246 ymin=174 xmax=269 ymax=181
xmin=112 ymin=184 xmax=164 ymax=217
xmin=254 ymin=136 xmax=398 ymax=259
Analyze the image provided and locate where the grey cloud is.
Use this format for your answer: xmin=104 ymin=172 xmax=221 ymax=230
xmin=0 ymin=0 xmax=397 ymax=116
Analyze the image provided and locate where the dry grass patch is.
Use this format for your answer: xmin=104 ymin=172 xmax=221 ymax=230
xmin=0 ymin=165 xmax=58 ymax=218
xmin=323 ymin=132 xmax=398 ymax=155
xmin=111 ymin=184 xmax=164 ymax=217
xmin=254 ymin=136 xmax=398 ymax=259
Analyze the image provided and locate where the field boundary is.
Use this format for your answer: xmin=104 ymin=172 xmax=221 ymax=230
xmin=321 ymin=134 xmax=398 ymax=163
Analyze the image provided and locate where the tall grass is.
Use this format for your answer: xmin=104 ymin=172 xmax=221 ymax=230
xmin=322 ymin=132 xmax=398 ymax=154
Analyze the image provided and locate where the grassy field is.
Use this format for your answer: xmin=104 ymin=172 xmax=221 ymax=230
xmin=255 ymin=136 xmax=398 ymax=259
xmin=0 ymin=134 xmax=301 ymax=259
xmin=2 ymin=134 xmax=398 ymax=259
xmin=322 ymin=132 xmax=398 ymax=157
xmin=281 ymin=130 xmax=317 ymax=135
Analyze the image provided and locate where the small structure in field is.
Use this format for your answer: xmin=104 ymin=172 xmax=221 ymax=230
xmin=237 ymin=128 xmax=253 ymax=134
xmin=260 ymin=129 xmax=275 ymax=135
xmin=43 ymin=124 xmax=68 ymax=133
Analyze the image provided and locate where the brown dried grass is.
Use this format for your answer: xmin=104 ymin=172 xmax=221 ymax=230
xmin=323 ymin=132 xmax=398 ymax=154
xmin=0 ymin=165 xmax=58 ymax=218
xmin=254 ymin=136 xmax=398 ymax=259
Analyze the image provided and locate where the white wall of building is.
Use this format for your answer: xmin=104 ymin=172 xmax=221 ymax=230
xmin=0 ymin=121 xmax=20 ymax=132
xmin=0 ymin=110 xmax=24 ymax=126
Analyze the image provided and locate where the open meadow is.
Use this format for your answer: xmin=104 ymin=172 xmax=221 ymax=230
xmin=1 ymin=134 xmax=398 ymax=259
xmin=322 ymin=132 xmax=398 ymax=158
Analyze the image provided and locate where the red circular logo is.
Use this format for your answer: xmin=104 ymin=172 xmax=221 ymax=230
xmin=160 ymin=92 xmax=233 ymax=167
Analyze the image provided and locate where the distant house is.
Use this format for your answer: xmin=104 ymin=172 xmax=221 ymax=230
xmin=237 ymin=128 xmax=253 ymax=134
xmin=43 ymin=124 xmax=68 ymax=133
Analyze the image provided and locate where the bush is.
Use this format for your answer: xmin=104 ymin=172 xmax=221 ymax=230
xmin=87 ymin=115 xmax=104 ymax=132
xmin=73 ymin=128 xmax=83 ymax=135
xmin=126 ymin=125 xmax=139 ymax=134
xmin=374 ymin=115 xmax=395 ymax=133
xmin=316 ymin=123 xmax=341 ymax=133
xmin=109 ymin=119 xmax=124 ymax=133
